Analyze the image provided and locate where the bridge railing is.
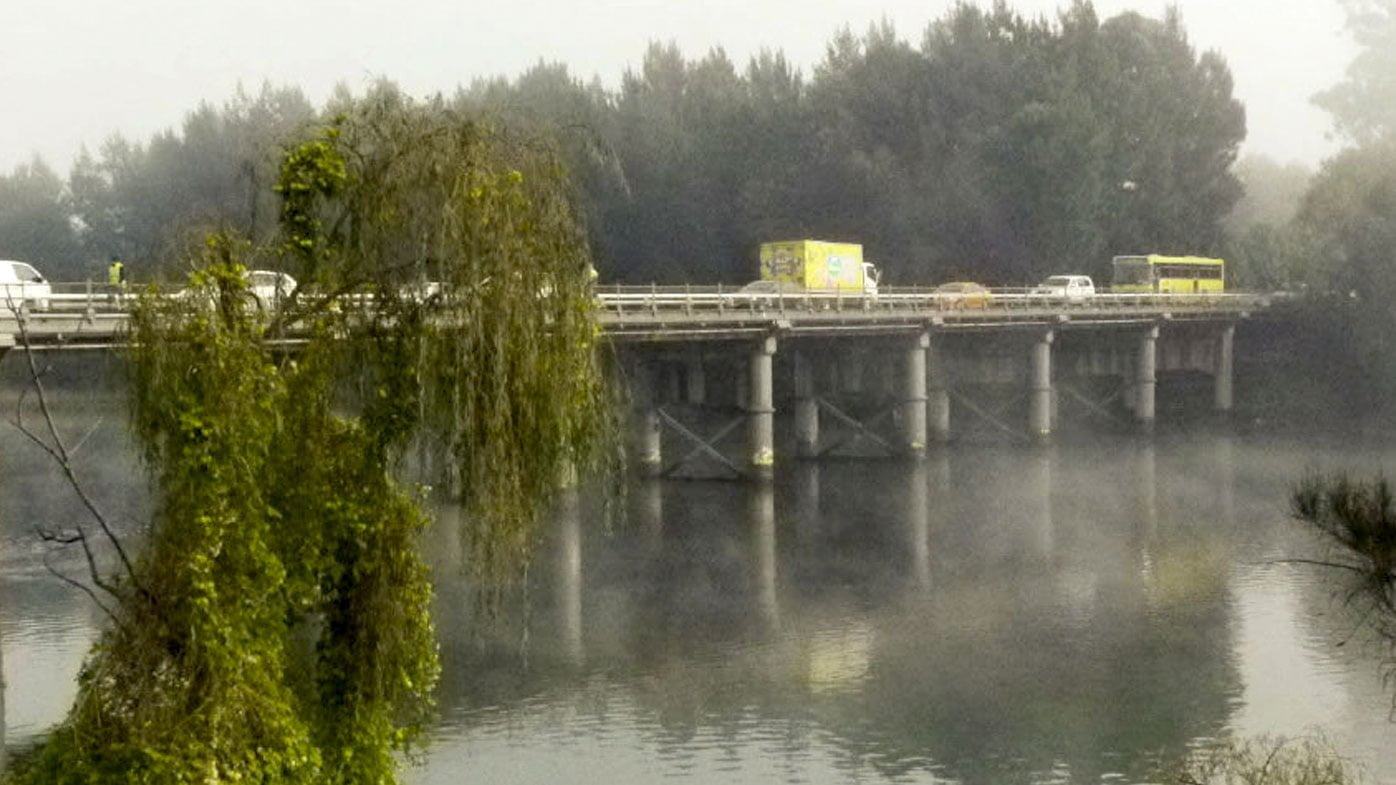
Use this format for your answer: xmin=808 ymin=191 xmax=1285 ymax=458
xmin=595 ymin=284 xmax=1270 ymax=318
xmin=24 ymin=281 xmax=1272 ymax=321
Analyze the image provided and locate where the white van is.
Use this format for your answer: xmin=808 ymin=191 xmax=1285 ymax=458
xmin=0 ymin=260 xmax=52 ymax=312
xmin=1033 ymin=274 xmax=1095 ymax=304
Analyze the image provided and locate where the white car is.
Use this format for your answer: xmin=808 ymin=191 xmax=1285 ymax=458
xmin=0 ymin=260 xmax=52 ymax=312
xmin=247 ymin=270 xmax=297 ymax=309
xmin=1033 ymin=275 xmax=1095 ymax=304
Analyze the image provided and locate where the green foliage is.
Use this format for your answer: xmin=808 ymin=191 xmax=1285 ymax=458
xmin=11 ymin=93 xmax=613 ymax=784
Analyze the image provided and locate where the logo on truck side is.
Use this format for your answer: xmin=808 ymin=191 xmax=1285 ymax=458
xmin=763 ymin=250 xmax=801 ymax=278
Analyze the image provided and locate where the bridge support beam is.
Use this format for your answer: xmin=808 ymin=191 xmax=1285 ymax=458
xmin=1214 ymin=324 xmax=1234 ymax=414
xmin=630 ymin=362 xmax=662 ymax=477
xmin=1136 ymin=326 xmax=1159 ymax=431
xmin=928 ymin=337 xmax=951 ymax=443
xmin=901 ymin=331 xmax=929 ymax=459
xmin=794 ymin=350 xmax=819 ymax=458
xmin=1028 ymin=330 xmax=1054 ymax=441
xmin=748 ymin=335 xmax=777 ymax=481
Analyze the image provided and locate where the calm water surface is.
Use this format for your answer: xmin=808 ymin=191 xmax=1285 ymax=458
xmin=2 ymin=392 xmax=1395 ymax=783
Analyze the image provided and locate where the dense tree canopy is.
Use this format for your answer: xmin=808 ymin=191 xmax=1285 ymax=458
xmin=65 ymin=84 xmax=316 ymax=277
xmin=0 ymin=2 xmax=1245 ymax=291
xmin=0 ymin=158 xmax=83 ymax=277
xmin=1314 ymin=0 xmax=1396 ymax=145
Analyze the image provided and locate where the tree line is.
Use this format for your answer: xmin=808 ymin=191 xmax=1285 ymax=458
xmin=0 ymin=1 xmax=1246 ymax=288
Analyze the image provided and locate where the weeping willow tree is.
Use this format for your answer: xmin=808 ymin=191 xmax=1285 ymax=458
xmin=11 ymin=90 xmax=615 ymax=784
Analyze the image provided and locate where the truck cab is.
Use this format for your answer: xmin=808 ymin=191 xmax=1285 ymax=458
xmin=861 ymin=262 xmax=880 ymax=295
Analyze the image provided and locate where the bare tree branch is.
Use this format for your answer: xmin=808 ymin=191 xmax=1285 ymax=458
xmin=8 ymin=306 xmax=145 ymax=602
xmin=40 ymin=546 xmax=118 ymax=624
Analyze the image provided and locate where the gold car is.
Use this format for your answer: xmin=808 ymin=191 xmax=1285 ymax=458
xmin=933 ymin=281 xmax=992 ymax=309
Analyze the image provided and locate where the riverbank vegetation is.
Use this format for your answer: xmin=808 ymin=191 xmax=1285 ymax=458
xmin=5 ymin=94 xmax=614 ymax=784
xmin=1170 ymin=735 xmax=1360 ymax=785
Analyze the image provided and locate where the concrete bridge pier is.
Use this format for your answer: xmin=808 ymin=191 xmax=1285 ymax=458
xmin=793 ymin=350 xmax=819 ymax=458
xmin=1136 ymin=326 xmax=1159 ymax=431
xmin=748 ymin=335 xmax=777 ymax=481
xmin=1214 ymin=324 xmax=1234 ymax=414
xmin=901 ymin=331 xmax=929 ymax=458
xmin=928 ymin=337 xmax=951 ymax=443
xmin=684 ymin=350 xmax=706 ymax=405
xmin=1028 ymin=330 xmax=1054 ymax=441
xmin=0 ymin=333 xmax=11 ymax=361
xmin=630 ymin=360 xmax=663 ymax=477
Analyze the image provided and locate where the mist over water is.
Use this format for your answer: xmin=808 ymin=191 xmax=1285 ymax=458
xmin=2 ymin=387 xmax=1396 ymax=784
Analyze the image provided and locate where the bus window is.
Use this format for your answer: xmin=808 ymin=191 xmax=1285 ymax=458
xmin=1111 ymin=256 xmax=1154 ymax=288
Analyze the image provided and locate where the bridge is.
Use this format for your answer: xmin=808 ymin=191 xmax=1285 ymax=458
xmin=0 ymin=283 xmax=1272 ymax=481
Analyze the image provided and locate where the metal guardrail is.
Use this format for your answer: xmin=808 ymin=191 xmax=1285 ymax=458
xmin=14 ymin=282 xmax=1272 ymax=315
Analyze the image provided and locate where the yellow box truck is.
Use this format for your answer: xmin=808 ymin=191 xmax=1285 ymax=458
xmin=759 ymin=240 xmax=879 ymax=295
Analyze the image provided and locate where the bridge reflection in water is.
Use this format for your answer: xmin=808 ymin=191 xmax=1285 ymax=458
xmin=423 ymin=435 xmax=1258 ymax=784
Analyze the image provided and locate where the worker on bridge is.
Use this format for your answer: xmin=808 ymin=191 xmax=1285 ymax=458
xmin=107 ymin=256 xmax=127 ymax=304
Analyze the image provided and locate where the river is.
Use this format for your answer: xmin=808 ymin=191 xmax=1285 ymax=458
xmin=2 ymin=387 xmax=1394 ymax=783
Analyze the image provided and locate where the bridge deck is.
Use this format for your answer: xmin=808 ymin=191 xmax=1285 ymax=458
xmin=0 ymin=285 xmax=1271 ymax=348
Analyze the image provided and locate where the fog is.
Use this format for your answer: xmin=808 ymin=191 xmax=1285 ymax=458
xmin=1 ymin=0 xmax=1352 ymax=175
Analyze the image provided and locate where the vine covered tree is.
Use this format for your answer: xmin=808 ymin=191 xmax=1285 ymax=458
xmin=11 ymin=89 xmax=614 ymax=784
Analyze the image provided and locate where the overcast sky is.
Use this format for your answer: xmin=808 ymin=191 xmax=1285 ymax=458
xmin=2 ymin=0 xmax=1354 ymax=176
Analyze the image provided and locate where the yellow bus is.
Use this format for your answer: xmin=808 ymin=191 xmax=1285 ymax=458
xmin=1110 ymin=254 xmax=1225 ymax=294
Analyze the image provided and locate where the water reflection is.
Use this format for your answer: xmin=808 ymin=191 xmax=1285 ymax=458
xmin=792 ymin=463 xmax=819 ymax=543
xmin=417 ymin=446 xmax=1261 ymax=783
xmin=4 ymin=391 xmax=1396 ymax=784
xmin=748 ymin=485 xmax=778 ymax=632
xmin=556 ymin=488 xmax=583 ymax=666
xmin=905 ymin=461 xmax=930 ymax=591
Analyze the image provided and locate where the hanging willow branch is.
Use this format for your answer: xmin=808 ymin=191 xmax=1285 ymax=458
xmin=11 ymin=91 xmax=617 ymax=785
